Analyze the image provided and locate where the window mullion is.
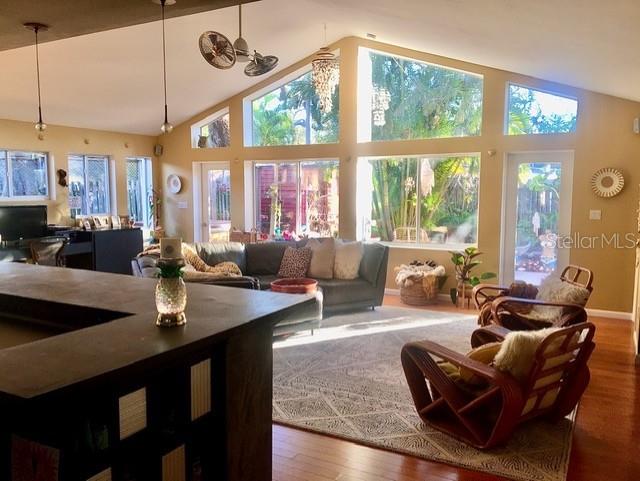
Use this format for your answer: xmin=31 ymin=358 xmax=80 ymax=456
xmin=415 ymin=158 xmax=421 ymax=245
xmin=7 ymin=151 xmax=14 ymax=198
xmin=84 ymin=156 xmax=89 ymax=215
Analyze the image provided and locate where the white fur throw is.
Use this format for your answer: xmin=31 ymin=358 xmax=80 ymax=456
xmin=526 ymin=276 xmax=590 ymax=322
xmin=394 ymin=264 xmax=446 ymax=287
xmin=494 ymin=328 xmax=558 ymax=382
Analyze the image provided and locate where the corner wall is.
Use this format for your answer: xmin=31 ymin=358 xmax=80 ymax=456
xmin=157 ymin=36 xmax=640 ymax=313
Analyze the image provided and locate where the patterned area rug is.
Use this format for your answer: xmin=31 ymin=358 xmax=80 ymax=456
xmin=273 ymin=306 xmax=575 ymax=481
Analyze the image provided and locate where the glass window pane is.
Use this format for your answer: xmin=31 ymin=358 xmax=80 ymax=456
xmin=360 ymin=49 xmax=483 ymax=142
xmin=68 ymin=155 xmax=86 ymax=216
xmin=364 ymin=154 xmax=480 ymax=246
xmin=9 ymin=151 xmax=48 ymax=197
xmin=251 ymin=70 xmax=339 ymax=147
xmin=207 ymin=169 xmax=231 ymax=223
xmin=507 ymin=84 xmax=577 ymax=135
xmin=86 ymin=156 xmax=110 ymax=214
xmin=0 ymin=151 xmax=8 ymax=197
xmin=300 ymin=160 xmax=339 ymax=237
xmin=255 ymin=164 xmax=276 ymax=236
xmin=199 ymin=113 xmax=230 ymax=148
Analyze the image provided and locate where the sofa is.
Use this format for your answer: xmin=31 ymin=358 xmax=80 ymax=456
xmin=132 ymin=239 xmax=389 ymax=315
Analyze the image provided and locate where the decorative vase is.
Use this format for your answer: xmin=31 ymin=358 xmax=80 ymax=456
xmin=155 ymin=277 xmax=187 ymax=327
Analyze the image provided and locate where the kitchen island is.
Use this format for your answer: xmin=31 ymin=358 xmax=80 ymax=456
xmin=0 ymin=263 xmax=312 ymax=481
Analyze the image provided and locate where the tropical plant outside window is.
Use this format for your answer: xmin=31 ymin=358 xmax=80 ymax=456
xmin=358 ymin=49 xmax=483 ymax=142
xmin=68 ymin=154 xmax=111 ymax=216
xmin=360 ymin=155 xmax=480 ymax=246
xmin=507 ymin=84 xmax=577 ymax=135
xmin=126 ymin=157 xmax=153 ymax=228
xmin=254 ymin=160 xmax=339 ymax=238
xmin=192 ymin=110 xmax=230 ymax=148
xmin=250 ymin=70 xmax=339 ymax=146
xmin=0 ymin=150 xmax=48 ymax=198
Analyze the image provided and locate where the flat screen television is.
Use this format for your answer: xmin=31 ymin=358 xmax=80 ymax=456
xmin=0 ymin=205 xmax=47 ymax=241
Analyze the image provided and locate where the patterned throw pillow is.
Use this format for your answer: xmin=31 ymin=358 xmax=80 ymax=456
xmin=278 ymin=247 xmax=312 ymax=278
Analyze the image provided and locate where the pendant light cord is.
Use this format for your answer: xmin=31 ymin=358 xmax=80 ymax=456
xmin=34 ymin=26 xmax=43 ymax=123
xmin=238 ymin=1 xmax=243 ymax=38
xmin=161 ymin=0 xmax=168 ymax=123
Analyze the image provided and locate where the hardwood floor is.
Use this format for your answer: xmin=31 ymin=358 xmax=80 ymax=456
xmin=273 ymin=297 xmax=640 ymax=481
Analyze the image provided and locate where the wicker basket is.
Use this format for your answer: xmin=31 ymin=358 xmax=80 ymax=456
xmin=400 ymin=275 xmax=440 ymax=305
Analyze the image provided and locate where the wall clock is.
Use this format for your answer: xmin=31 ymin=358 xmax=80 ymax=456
xmin=167 ymin=174 xmax=182 ymax=194
xmin=591 ymin=168 xmax=624 ymax=198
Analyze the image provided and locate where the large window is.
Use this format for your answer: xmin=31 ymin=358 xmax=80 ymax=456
xmin=253 ymin=160 xmax=339 ymax=238
xmin=126 ymin=157 xmax=153 ymax=227
xmin=0 ymin=150 xmax=49 ymax=199
xmin=191 ymin=108 xmax=231 ymax=148
xmin=358 ymin=49 xmax=483 ymax=142
xmin=506 ymin=84 xmax=578 ymax=135
xmin=359 ymin=154 xmax=480 ymax=246
xmin=68 ymin=155 xmax=111 ymax=216
xmin=247 ymin=69 xmax=339 ymax=147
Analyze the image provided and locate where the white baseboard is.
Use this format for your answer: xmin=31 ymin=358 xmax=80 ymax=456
xmin=385 ymin=288 xmax=632 ymax=320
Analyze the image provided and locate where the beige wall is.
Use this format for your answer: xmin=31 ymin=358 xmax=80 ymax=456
xmin=0 ymin=119 xmax=157 ymax=225
xmin=158 ymin=36 xmax=640 ymax=313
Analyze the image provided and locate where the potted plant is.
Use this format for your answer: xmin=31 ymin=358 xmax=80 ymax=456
xmin=449 ymin=247 xmax=496 ymax=306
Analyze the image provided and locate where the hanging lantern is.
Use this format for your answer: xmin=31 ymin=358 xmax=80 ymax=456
xmin=312 ymin=47 xmax=340 ymax=114
xmin=372 ymin=86 xmax=391 ymax=126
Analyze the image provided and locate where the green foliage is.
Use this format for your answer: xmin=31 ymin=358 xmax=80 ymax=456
xmin=251 ymin=71 xmax=339 ymax=146
xmin=370 ymin=51 xmax=483 ymax=141
xmin=507 ymin=86 xmax=576 ymax=135
xmin=157 ymin=264 xmax=184 ymax=279
xmin=449 ymin=247 xmax=495 ymax=288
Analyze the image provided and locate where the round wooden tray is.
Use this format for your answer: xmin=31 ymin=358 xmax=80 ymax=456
xmin=270 ymin=278 xmax=318 ymax=294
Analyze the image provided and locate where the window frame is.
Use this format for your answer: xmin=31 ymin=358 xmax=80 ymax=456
xmin=126 ymin=156 xmax=153 ymax=228
xmin=68 ymin=154 xmax=112 ymax=216
xmin=504 ymin=82 xmax=579 ymax=136
xmin=247 ymin=158 xmax=340 ymax=236
xmin=0 ymin=149 xmax=50 ymax=201
xmin=242 ymin=54 xmax=340 ymax=147
xmin=358 ymin=152 xmax=481 ymax=251
xmin=190 ymin=107 xmax=231 ymax=149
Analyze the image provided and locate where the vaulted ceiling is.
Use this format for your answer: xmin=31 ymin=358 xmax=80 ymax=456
xmin=0 ymin=0 xmax=638 ymax=136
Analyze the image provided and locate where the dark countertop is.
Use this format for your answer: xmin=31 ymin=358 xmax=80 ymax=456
xmin=0 ymin=263 xmax=312 ymax=401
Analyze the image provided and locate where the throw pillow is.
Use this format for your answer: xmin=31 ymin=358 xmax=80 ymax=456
xmin=459 ymin=342 xmax=502 ymax=386
xmin=333 ymin=240 xmax=364 ymax=280
xmin=306 ymin=238 xmax=335 ymax=279
xmin=278 ymin=247 xmax=312 ymax=278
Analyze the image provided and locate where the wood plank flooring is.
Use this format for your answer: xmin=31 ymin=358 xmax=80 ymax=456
xmin=273 ymin=297 xmax=640 ymax=481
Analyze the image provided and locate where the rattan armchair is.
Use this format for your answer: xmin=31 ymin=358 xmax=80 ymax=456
xmin=401 ymin=322 xmax=595 ymax=449
xmin=473 ymin=265 xmax=593 ymax=330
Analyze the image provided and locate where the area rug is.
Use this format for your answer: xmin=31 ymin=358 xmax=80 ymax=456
xmin=273 ymin=306 xmax=575 ymax=481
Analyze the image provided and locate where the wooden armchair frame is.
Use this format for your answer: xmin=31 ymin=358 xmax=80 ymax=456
xmin=401 ymin=322 xmax=595 ymax=449
xmin=473 ymin=265 xmax=593 ymax=329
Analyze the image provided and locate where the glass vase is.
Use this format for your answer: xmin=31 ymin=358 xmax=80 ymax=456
xmin=155 ymin=277 xmax=187 ymax=327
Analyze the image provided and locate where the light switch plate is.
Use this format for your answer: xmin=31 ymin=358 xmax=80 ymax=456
xmin=589 ymin=209 xmax=601 ymax=220
xmin=177 ymin=201 xmax=188 ymax=209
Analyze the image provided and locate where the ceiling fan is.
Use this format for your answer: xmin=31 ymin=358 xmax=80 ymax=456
xmin=198 ymin=0 xmax=278 ymax=77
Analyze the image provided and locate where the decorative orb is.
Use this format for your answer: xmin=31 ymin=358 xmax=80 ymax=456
xmin=161 ymin=121 xmax=173 ymax=134
xmin=35 ymin=121 xmax=47 ymax=132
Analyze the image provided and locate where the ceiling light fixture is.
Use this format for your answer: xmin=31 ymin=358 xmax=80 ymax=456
xmin=312 ymin=24 xmax=340 ymax=114
xmin=158 ymin=0 xmax=173 ymax=134
xmin=24 ymin=22 xmax=48 ymax=132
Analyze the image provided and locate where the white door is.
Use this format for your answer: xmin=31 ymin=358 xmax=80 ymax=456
xmin=501 ymin=151 xmax=574 ymax=286
xmin=200 ymin=162 xmax=231 ymax=242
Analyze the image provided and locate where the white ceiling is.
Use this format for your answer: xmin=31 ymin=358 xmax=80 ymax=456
xmin=1 ymin=0 xmax=638 ymax=136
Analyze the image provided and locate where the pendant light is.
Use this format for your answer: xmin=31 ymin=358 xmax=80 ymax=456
xmin=158 ymin=0 xmax=173 ymax=134
xmin=24 ymin=22 xmax=48 ymax=132
xmin=311 ymin=24 xmax=339 ymax=114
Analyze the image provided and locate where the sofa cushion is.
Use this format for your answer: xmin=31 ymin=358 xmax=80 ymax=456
xmin=334 ymin=240 xmax=364 ymax=280
xmin=317 ymin=278 xmax=376 ymax=306
xmin=306 ymin=238 xmax=335 ymax=279
xmin=278 ymin=247 xmax=312 ymax=278
xmin=194 ymin=242 xmax=247 ymax=273
xmin=359 ymin=243 xmax=386 ymax=285
xmin=245 ymin=242 xmax=294 ymax=275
